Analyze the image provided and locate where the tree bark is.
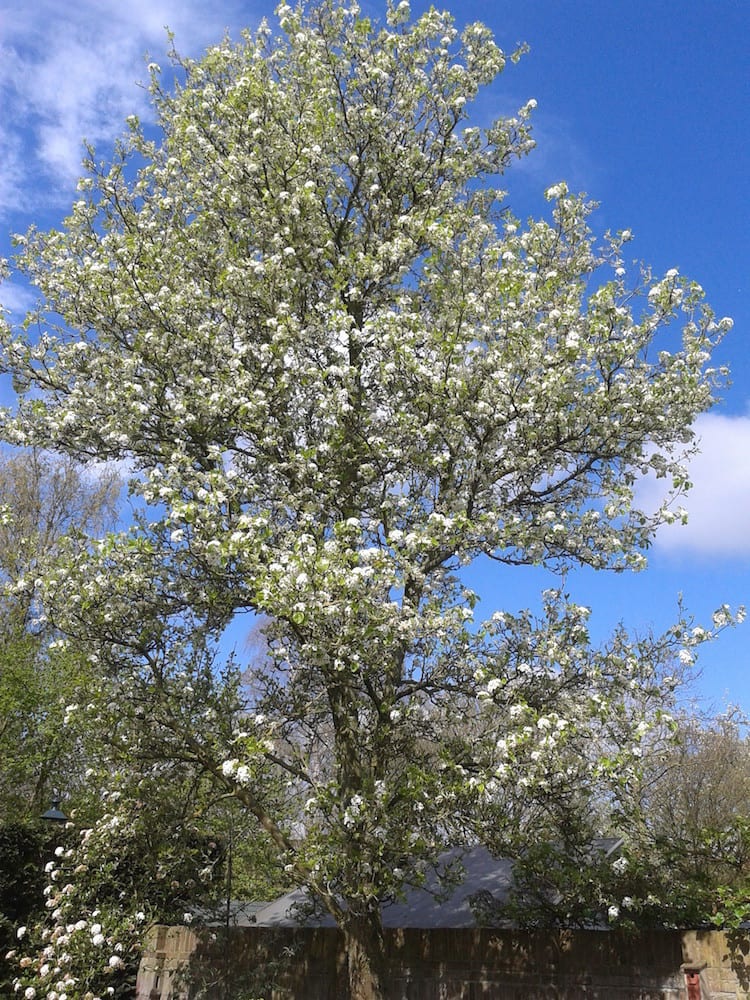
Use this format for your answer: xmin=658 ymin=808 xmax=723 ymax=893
xmin=341 ymin=909 xmax=390 ymax=1000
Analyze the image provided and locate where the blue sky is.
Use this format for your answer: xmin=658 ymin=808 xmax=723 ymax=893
xmin=0 ymin=0 xmax=748 ymax=710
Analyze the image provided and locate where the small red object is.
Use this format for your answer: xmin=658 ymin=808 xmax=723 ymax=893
xmin=685 ymin=969 xmax=702 ymax=1000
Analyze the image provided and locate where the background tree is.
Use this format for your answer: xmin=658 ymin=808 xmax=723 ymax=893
xmin=0 ymin=449 xmax=120 ymax=992
xmin=0 ymin=454 xmax=282 ymax=995
xmin=0 ymin=448 xmax=120 ymax=629
xmin=0 ymin=2 xmax=735 ymax=997
xmin=476 ymin=701 xmax=750 ymax=932
xmin=0 ymin=453 xmax=286 ymax=998
xmin=0 ymin=448 xmax=120 ymax=819
xmin=616 ymin=707 xmax=750 ymax=928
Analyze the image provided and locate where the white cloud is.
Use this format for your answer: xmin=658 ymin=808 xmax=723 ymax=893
xmin=0 ymin=0 xmax=256 ymax=217
xmin=0 ymin=121 xmax=27 ymax=215
xmin=512 ymin=111 xmax=600 ymax=194
xmin=0 ymin=279 xmax=35 ymax=317
xmin=636 ymin=411 xmax=750 ymax=558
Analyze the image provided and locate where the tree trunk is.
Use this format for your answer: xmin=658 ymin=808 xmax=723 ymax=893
xmin=341 ymin=909 xmax=390 ymax=1000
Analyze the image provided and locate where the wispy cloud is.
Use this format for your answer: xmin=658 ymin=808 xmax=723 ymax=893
xmin=0 ymin=119 xmax=27 ymax=216
xmin=509 ymin=108 xmax=600 ymax=196
xmin=638 ymin=411 xmax=750 ymax=558
xmin=0 ymin=278 xmax=35 ymax=317
xmin=0 ymin=0 xmax=256 ymax=217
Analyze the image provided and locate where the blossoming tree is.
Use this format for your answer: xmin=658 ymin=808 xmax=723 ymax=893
xmin=0 ymin=449 xmax=120 ymax=823
xmin=0 ymin=1 xmax=735 ymax=996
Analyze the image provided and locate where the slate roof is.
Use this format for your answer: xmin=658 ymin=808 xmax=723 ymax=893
xmin=249 ymin=839 xmax=623 ymax=930
xmin=252 ymin=846 xmax=517 ymax=929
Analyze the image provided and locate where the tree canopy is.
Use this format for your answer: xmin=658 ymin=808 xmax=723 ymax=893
xmin=0 ymin=2 xmax=736 ymax=997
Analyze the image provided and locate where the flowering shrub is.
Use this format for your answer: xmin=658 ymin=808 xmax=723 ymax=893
xmin=7 ymin=820 xmax=140 ymax=1000
xmin=6 ymin=752 xmax=233 ymax=1000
